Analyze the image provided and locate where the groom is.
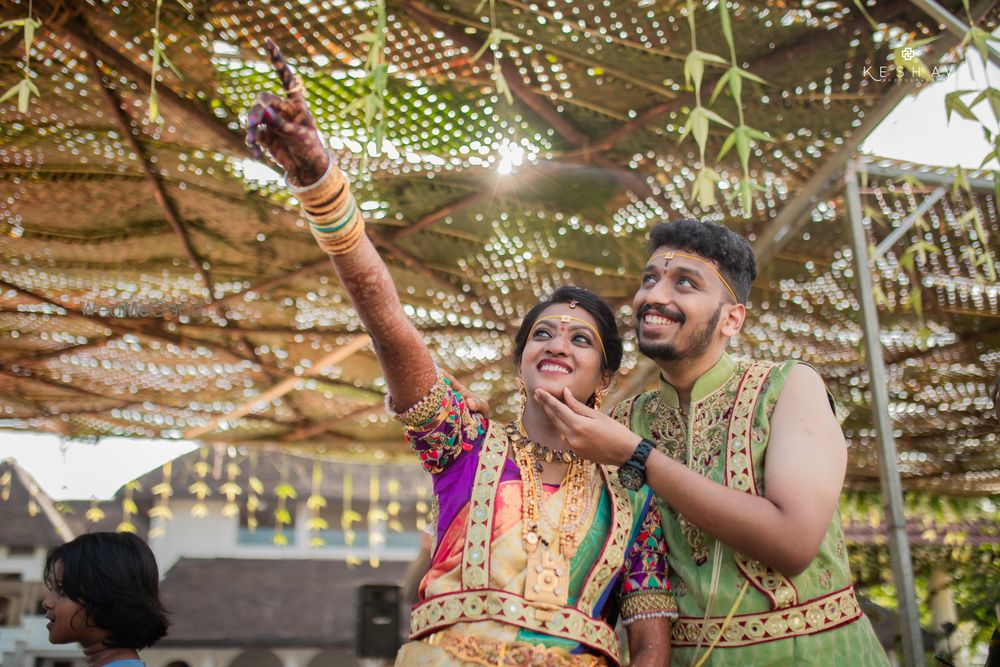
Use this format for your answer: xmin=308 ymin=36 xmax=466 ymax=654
xmin=537 ymin=219 xmax=890 ymax=665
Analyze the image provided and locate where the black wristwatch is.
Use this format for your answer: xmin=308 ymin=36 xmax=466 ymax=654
xmin=617 ymin=439 xmax=654 ymax=490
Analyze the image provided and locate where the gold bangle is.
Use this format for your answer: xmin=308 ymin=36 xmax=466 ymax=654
xmin=306 ymin=194 xmax=357 ymax=231
xmin=294 ymin=165 xmax=348 ymax=209
xmin=388 ymin=370 xmax=448 ymax=427
xmin=301 ymin=182 xmax=350 ymax=218
xmin=310 ymin=211 xmax=366 ymax=256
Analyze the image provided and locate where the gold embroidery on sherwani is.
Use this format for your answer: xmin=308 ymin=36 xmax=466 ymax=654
xmin=726 ymin=362 xmax=800 ymax=610
xmin=670 ymin=585 xmax=863 ymax=647
xmin=643 ymin=368 xmax=745 ymax=565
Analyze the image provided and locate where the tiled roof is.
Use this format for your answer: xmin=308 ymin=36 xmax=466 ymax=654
xmin=0 ymin=460 xmax=68 ymax=548
xmin=158 ymin=557 xmax=409 ymax=646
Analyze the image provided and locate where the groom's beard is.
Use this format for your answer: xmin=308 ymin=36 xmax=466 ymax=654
xmin=636 ymin=303 xmax=721 ymax=362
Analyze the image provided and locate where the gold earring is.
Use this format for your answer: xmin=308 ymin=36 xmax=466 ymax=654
xmin=593 ymin=387 xmax=608 ymax=411
xmin=515 ymin=377 xmax=527 ymax=432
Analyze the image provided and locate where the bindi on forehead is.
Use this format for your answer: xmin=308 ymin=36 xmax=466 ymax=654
xmin=535 ymin=316 xmax=588 ymax=331
xmin=647 ymin=249 xmax=739 ymax=304
xmin=655 ymin=250 xmax=708 ymax=270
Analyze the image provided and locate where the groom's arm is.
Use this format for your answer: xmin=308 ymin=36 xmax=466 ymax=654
xmin=641 ymin=364 xmax=846 ymax=576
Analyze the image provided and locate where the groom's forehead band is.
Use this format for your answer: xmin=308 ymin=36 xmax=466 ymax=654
xmin=648 ymin=251 xmax=740 ymax=304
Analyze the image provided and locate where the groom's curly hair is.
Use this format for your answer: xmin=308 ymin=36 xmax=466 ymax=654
xmin=648 ymin=219 xmax=757 ymax=304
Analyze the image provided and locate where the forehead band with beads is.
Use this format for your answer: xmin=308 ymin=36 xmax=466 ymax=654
xmin=529 ymin=315 xmax=607 ymax=362
xmin=649 ymin=251 xmax=740 ymax=304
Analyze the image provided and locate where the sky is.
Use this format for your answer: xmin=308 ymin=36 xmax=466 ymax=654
xmin=0 ymin=433 xmax=197 ymax=500
xmin=860 ymin=54 xmax=999 ymax=169
xmin=1 ymin=52 xmax=997 ymax=502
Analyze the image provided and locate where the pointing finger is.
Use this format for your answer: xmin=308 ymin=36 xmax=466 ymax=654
xmin=264 ymin=37 xmax=305 ymax=102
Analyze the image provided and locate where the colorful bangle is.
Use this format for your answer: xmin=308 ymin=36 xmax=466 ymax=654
xmin=309 ymin=196 xmax=357 ymax=233
xmin=309 ymin=211 xmax=365 ymax=256
xmin=620 ymin=590 xmax=679 ymax=625
xmin=287 ymin=152 xmax=367 ymax=257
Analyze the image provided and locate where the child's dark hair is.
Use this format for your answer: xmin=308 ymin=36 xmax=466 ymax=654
xmin=513 ymin=285 xmax=623 ymax=373
xmin=44 ymin=532 xmax=169 ymax=649
xmin=648 ymin=219 xmax=757 ymax=304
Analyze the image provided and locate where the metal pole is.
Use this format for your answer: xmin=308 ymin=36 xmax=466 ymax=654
xmin=874 ymin=187 xmax=948 ymax=259
xmin=909 ymin=0 xmax=1000 ymax=67
xmin=862 ymin=162 xmax=996 ymax=192
xmin=844 ymin=162 xmax=924 ymax=667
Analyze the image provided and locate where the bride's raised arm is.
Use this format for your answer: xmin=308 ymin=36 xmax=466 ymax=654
xmin=246 ymin=39 xmax=436 ymax=413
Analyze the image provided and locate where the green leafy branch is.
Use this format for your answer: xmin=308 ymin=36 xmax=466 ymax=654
xmin=472 ymin=0 xmax=517 ymax=104
xmin=678 ymin=0 xmax=772 ymax=211
xmin=0 ymin=10 xmax=42 ymax=113
xmin=678 ymin=0 xmax=730 ymax=208
xmin=148 ymin=0 xmax=190 ymax=122
xmin=712 ymin=0 xmax=774 ymax=214
xmin=944 ymin=88 xmax=1000 ymax=170
xmin=931 ymin=0 xmax=1000 ymax=290
xmin=959 ymin=0 xmax=1000 ymax=67
xmin=343 ymin=0 xmax=389 ymax=166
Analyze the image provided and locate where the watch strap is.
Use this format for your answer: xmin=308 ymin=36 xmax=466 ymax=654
xmin=629 ymin=439 xmax=653 ymax=466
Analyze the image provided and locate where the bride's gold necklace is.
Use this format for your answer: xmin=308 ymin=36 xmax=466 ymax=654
xmin=506 ymin=422 xmax=595 ymax=618
xmin=513 ymin=417 xmax=578 ymax=464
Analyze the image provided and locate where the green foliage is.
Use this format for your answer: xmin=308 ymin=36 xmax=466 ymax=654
xmin=843 ymin=492 xmax=1000 ymax=643
xmin=0 ymin=14 xmax=43 ymax=113
xmin=934 ymin=11 xmax=1000 ymax=285
xmin=858 ymin=550 xmax=1000 ymax=645
xmin=148 ymin=0 xmax=190 ymax=122
xmin=342 ymin=0 xmax=389 ymax=160
xmin=961 ymin=26 xmax=1000 ymax=67
xmin=678 ymin=0 xmax=773 ymax=212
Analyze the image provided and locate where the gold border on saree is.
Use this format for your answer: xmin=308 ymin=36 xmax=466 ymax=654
xmin=411 ymin=590 xmax=620 ymax=661
xmin=426 ymin=628 xmax=607 ymax=667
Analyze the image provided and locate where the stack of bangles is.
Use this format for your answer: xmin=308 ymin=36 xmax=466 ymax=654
xmin=288 ymin=153 xmax=365 ymax=256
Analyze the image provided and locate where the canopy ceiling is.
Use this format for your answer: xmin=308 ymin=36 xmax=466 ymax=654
xmin=0 ymin=0 xmax=997 ymax=495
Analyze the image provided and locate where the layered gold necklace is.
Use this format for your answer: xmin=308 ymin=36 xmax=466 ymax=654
xmin=506 ymin=422 xmax=596 ymax=619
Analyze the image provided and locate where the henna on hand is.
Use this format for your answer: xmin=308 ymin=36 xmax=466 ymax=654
xmin=245 ymin=38 xmax=330 ymax=186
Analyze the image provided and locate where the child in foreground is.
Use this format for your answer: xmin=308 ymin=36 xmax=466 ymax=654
xmin=43 ymin=532 xmax=169 ymax=666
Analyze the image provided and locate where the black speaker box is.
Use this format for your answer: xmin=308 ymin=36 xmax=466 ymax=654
xmin=356 ymin=584 xmax=401 ymax=658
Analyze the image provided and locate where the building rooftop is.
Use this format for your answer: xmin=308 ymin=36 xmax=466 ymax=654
xmin=158 ymin=557 xmax=409 ymax=647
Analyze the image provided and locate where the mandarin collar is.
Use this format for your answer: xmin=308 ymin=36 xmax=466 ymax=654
xmin=657 ymin=353 xmax=737 ymax=409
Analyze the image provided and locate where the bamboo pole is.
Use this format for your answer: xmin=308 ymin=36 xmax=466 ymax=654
xmin=184 ymin=335 xmax=371 ymax=438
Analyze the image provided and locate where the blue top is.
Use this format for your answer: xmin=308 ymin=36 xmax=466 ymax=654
xmin=103 ymin=661 xmax=144 ymax=667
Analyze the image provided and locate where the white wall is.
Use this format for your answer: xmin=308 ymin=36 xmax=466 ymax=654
xmin=150 ymin=500 xmax=419 ymax=576
xmin=0 ymin=616 xmax=84 ymax=667
xmin=0 ymin=546 xmax=47 ymax=582
xmin=149 ymin=499 xmax=240 ymax=572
